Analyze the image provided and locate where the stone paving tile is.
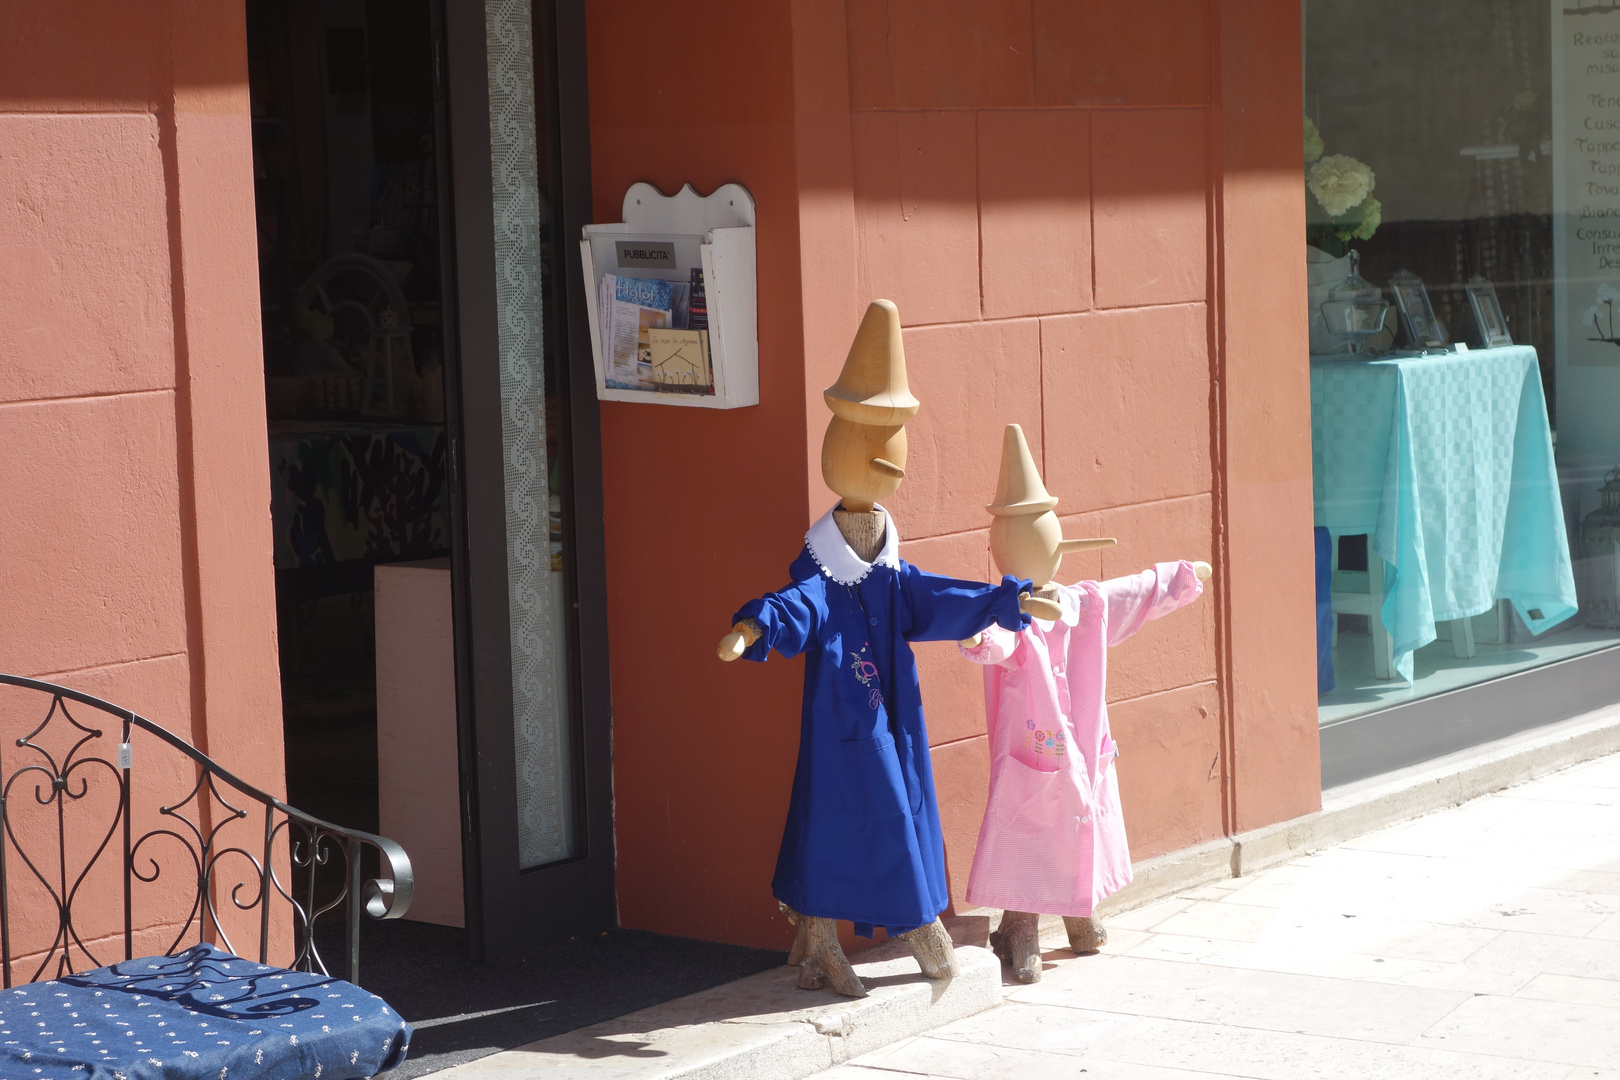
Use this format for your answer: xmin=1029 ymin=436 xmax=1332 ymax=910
xmin=1085 ymin=1017 xmax=1569 ymax=1080
xmin=1325 ymin=951 xmax=1537 ymax=996
xmin=1104 ymin=897 xmax=1196 ymax=931
xmin=851 ymin=1034 xmax=1253 ymax=1080
xmin=1007 ymin=954 xmax=1469 ymax=1043
xmin=924 ymin=1002 xmax=1136 ymax=1054
xmin=1416 ymin=994 xmax=1620 ymax=1069
xmin=1516 ymin=972 xmax=1620 ymax=1009
xmin=1465 ymin=929 xmax=1620 ymax=978
xmin=1222 ymin=866 xmax=1620 ymax=937
xmin=1496 ymin=783 xmax=1620 ymax=806
xmin=1140 ymin=908 xmax=1504 ymax=966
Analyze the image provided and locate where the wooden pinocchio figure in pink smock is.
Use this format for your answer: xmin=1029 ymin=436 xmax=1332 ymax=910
xmin=959 ymin=425 xmax=1211 ymax=983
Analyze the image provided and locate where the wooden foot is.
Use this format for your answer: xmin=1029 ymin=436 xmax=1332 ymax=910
xmin=779 ymin=903 xmax=867 ymax=998
xmin=786 ymin=917 xmax=809 ymax=967
xmin=989 ymin=910 xmax=1042 ymax=983
xmin=1063 ymin=915 xmax=1107 ymax=955
xmin=900 ymin=918 xmax=960 ymax=980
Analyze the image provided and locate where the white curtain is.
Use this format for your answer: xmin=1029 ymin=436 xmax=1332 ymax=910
xmin=486 ymin=0 xmax=573 ymax=868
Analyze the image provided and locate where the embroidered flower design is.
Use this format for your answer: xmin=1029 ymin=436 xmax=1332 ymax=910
xmin=848 ymin=642 xmax=885 ymax=708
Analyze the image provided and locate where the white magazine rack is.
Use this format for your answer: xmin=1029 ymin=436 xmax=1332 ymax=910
xmin=580 ymin=182 xmax=757 ymax=408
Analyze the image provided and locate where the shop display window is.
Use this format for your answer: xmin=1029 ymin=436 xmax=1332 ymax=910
xmin=1306 ymin=0 xmax=1620 ymax=726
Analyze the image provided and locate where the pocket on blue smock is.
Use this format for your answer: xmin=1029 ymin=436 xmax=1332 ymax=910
xmin=836 ymin=731 xmax=911 ymax=823
xmin=896 ymin=731 xmax=925 ymax=816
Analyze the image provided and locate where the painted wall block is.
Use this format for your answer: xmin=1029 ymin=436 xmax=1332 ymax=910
xmin=927 ymin=733 xmax=992 ymax=911
xmin=0 ymin=653 xmax=200 ymax=956
xmin=978 ymin=110 xmax=1093 ymax=319
xmin=0 ymin=114 xmax=174 ymax=402
xmin=1109 ymin=681 xmax=1224 ymax=859
xmin=851 ymin=111 xmax=981 ymax=326
xmin=1041 ymin=303 xmax=1212 ymax=510
xmin=0 ymin=0 xmax=168 ymax=108
xmin=0 ymin=394 xmax=188 ymax=678
xmin=1032 ymin=0 xmax=1210 ymax=108
xmin=885 ymin=318 xmax=1043 ymax=538
xmin=846 ymin=0 xmax=1034 ymax=110
xmin=1092 ymin=109 xmax=1208 ymax=309
xmin=1055 ymin=494 xmax=1218 ymax=703
xmin=900 ymin=530 xmax=994 ymax=748
xmin=587 ymin=0 xmax=813 ymax=949
xmin=1217 ymin=0 xmax=1321 ymax=831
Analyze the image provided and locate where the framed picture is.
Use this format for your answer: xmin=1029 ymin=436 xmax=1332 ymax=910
xmin=1464 ymin=275 xmax=1513 ymax=348
xmin=1388 ymin=270 xmax=1448 ymax=349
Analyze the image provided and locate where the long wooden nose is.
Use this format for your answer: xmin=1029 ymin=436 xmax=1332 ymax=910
xmin=870 ymin=457 xmax=905 ymax=479
xmin=1058 ymin=537 xmax=1117 ymax=554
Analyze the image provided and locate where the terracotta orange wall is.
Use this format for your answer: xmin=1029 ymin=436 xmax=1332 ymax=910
xmin=592 ymin=0 xmax=1318 ymax=950
xmin=0 ymin=1 xmax=287 ymax=962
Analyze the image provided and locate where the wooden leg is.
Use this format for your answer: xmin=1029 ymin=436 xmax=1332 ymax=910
xmin=900 ymin=917 xmax=961 ymax=980
xmin=779 ymin=903 xmax=867 ymax=997
xmin=1329 ymin=534 xmax=1341 ymax=648
xmin=989 ymin=910 xmax=1042 ymax=983
xmin=1451 ymin=616 xmax=1476 ymax=659
xmin=1368 ymin=554 xmax=1397 ymax=680
xmin=1062 ymin=915 xmax=1108 ymax=955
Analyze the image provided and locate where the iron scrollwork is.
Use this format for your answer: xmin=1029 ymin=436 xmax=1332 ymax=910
xmin=0 ymin=673 xmax=413 ymax=989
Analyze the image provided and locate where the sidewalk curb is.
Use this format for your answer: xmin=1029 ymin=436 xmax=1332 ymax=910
xmin=1091 ymin=701 xmax=1620 ymax=919
xmin=421 ymin=920 xmax=1001 ymax=1080
xmin=420 ymin=704 xmax=1620 ymax=1080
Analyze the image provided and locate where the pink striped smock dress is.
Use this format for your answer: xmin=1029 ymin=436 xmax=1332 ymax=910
xmin=959 ymin=561 xmax=1204 ymax=916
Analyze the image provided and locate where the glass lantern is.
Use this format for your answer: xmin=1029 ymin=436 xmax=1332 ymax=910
xmin=1318 ymin=251 xmax=1390 ymax=355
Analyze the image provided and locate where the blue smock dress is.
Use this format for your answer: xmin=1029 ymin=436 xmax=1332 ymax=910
xmin=734 ymin=505 xmax=1031 ymax=936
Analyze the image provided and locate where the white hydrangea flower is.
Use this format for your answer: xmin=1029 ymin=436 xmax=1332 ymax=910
xmin=1308 ymin=154 xmax=1376 ymax=217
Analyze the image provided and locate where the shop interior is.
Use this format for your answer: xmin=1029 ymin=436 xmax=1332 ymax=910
xmin=1305 ymin=0 xmax=1620 ymax=727
xmin=249 ymin=0 xmax=453 ymax=843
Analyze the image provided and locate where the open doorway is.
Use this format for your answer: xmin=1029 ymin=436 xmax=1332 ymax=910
xmin=247 ymin=0 xmax=456 ymax=897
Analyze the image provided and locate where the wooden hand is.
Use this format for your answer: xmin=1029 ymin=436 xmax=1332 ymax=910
xmin=959 ymin=632 xmax=983 ymax=648
xmin=1192 ymin=561 xmax=1213 ymax=581
xmin=1019 ymin=592 xmax=1063 ymax=621
xmin=717 ymin=620 xmax=761 ymax=662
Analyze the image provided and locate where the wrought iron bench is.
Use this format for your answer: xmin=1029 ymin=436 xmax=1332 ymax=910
xmin=0 ymin=673 xmax=416 ymax=1079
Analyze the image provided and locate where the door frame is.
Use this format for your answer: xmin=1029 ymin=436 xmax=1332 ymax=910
xmin=438 ymin=0 xmax=613 ymax=956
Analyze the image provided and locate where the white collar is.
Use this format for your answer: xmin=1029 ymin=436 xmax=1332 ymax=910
xmin=804 ymin=502 xmax=901 ymax=585
xmin=1032 ymin=582 xmax=1083 ymax=630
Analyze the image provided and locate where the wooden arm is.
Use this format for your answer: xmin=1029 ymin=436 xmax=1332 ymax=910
xmin=1057 ymin=537 xmax=1116 ymax=555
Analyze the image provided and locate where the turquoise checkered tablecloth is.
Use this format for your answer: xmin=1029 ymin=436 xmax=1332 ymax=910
xmin=1310 ymin=347 xmax=1577 ymax=680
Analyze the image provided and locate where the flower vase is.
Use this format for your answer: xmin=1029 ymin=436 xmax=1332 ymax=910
xmin=1306 ymin=245 xmax=1352 ymax=355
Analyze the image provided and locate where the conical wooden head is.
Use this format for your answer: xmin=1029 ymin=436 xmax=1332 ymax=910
xmin=987 ymin=424 xmax=1058 ymax=516
xmin=824 ymin=300 xmax=920 ymax=425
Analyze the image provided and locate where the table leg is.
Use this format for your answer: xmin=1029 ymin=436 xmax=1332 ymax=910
xmin=1369 ymin=554 xmax=1396 ymax=680
xmin=1451 ymin=616 xmax=1476 ymax=659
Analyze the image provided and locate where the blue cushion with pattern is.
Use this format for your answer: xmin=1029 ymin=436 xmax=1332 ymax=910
xmin=0 ymin=944 xmax=410 ymax=1080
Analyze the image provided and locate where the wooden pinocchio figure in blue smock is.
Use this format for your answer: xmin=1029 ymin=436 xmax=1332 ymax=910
xmin=717 ymin=300 xmax=1055 ymax=997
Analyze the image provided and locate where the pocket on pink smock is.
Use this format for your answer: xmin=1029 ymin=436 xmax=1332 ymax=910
xmin=1093 ymin=735 xmax=1122 ymax=818
xmin=989 ymin=756 xmax=1074 ymax=832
